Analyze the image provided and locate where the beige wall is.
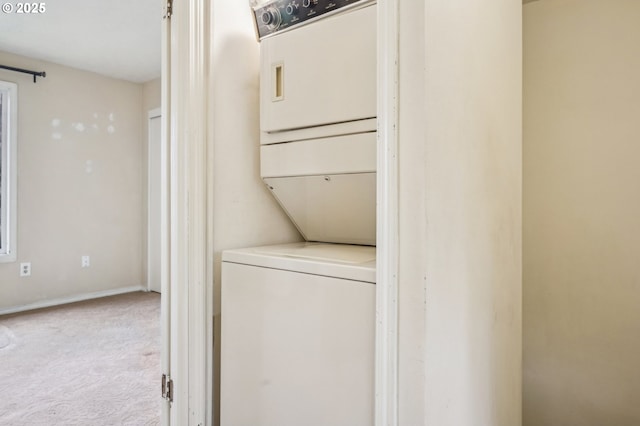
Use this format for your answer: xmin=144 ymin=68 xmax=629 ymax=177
xmin=524 ymin=1 xmax=640 ymax=425
xmin=209 ymin=2 xmax=302 ymax=424
xmin=398 ymin=0 xmax=522 ymax=424
xmin=142 ymin=78 xmax=161 ymax=114
xmin=0 ymin=51 xmax=145 ymax=310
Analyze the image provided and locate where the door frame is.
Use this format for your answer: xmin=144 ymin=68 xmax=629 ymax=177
xmin=375 ymin=0 xmax=400 ymax=425
xmin=147 ymin=107 xmax=162 ymax=293
xmin=160 ymin=1 xmax=171 ymax=424
xmin=163 ymin=0 xmax=212 ymax=424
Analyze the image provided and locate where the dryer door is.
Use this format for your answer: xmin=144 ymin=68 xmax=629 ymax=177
xmin=260 ymin=4 xmax=376 ymax=133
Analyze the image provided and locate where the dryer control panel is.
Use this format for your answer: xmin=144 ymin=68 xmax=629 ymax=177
xmin=252 ymin=0 xmax=373 ymax=40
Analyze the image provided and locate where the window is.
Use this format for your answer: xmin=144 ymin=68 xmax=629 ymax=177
xmin=0 ymin=80 xmax=17 ymax=262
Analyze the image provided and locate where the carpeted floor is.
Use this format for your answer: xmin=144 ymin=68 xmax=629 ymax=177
xmin=0 ymin=291 xmax=161 ymax=426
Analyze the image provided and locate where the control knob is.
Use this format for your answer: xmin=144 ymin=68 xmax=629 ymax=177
xmin=284 ymin=2 xmax=298 ymax=15
xmin=260 ymin=6 xmax=282 ymax=29
xmin=302 ymin=0 xmax=317 ymax=7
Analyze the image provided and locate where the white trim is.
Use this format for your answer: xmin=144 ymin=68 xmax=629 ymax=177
xmin=0 ymin=286 xmax=146 ymax=316
xmin=185 ymin=1 xmax=210 ymax=424
xmin=149 ymin=107 xmax=161 ymax=120
xmin=205 ymin=2 xmax=216 ymax=422
xmin=375 ymin=0 xmax=400 ymax=425
xmin=169 ymin=0 xmax=189 ymax=422
xmin=168 ymin=0 xmax=211 ymax=424
xmin=0 ymin=81 xmax=18 ymax=263
xmin=160 ymin=2 xmax=172 ymax=424
xmin=147 ymin=108 xmax=163 ymax=293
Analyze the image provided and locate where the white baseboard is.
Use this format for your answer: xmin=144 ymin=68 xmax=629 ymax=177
xmin=0 ymin=285 xmax=148 ymax=316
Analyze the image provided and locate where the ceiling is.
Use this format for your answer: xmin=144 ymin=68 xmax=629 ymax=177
xmin=0 ymin=0 xmax=161 ymax=83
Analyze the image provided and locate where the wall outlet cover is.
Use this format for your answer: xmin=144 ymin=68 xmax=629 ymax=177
xmin=20 ymin=262 xmax=31 ymax=277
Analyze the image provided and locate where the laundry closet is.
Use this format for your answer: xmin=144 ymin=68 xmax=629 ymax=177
xmin=207 ymin=0 xmax=523 ymax=425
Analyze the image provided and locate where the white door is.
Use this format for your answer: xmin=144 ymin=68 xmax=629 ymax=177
xmin=148 ymin=110 xmax=162 ymax=293
xmin=162 ymin=0 xmax=212 ymax=424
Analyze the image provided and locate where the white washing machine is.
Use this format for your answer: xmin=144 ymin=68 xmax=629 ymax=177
xmin=220 ymin=242 xmax=375 ymax=426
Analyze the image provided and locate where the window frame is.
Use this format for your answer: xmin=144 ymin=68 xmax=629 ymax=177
xmin=0 ymin=80 xmax=18 ymax=262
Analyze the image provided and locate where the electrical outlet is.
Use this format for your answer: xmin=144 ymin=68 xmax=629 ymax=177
xmin=81 ymin=256 xmax=90 ymax=268
xmin=20 ymin=262 xmax=31 ymax=277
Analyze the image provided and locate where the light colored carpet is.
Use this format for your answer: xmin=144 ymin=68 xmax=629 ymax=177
xmin=0 ymin=291 xmax=161 ymax=425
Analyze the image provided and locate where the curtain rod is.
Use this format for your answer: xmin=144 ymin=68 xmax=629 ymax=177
xmin=0 ymin=64 xmax=46 ymax=83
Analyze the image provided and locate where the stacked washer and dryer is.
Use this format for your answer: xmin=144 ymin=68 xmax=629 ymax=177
xmin=220 ymin=1 xmax=377 ymax=424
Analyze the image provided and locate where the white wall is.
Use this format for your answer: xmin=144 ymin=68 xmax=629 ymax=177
xmin=0 ymin=51 xmax=145 ymax=311
xmin=397 ymin=1 xmax=522 ymax=424
xmin=209 ymin=2 xmax=302 ymax=424
xmin=524 ymin=1 xmax=640 ymax=424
